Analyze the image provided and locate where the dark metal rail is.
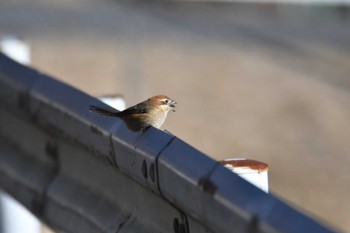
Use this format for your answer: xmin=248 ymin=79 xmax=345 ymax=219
xmin=0 ymin=53 xmax=336 ymax=233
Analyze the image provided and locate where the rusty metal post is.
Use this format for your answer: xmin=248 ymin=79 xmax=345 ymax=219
xmin=220 ymin=158 xmax=269 ymax=193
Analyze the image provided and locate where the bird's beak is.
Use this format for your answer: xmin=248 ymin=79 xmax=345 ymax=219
xmin=170 ymin=100 xmax=177 ymax=111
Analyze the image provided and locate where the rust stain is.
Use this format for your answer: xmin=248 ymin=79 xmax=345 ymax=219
xmin=219 ymin=159 xmax=268 ymax=172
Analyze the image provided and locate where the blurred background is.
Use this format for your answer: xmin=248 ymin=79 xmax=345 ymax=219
xmin=1 ymin=0 xmax=350 ymax=232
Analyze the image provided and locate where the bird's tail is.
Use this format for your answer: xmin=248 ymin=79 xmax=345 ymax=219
xmin=89 ymin=105 xmax=120 ymax=117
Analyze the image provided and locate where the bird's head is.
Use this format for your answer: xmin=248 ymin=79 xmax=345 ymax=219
xmin=148 ymin=95 xmax=177 ymax=113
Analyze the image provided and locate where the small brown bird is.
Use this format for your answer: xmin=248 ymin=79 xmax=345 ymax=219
xmin=89 ymin=95 xmax=177 ymax=132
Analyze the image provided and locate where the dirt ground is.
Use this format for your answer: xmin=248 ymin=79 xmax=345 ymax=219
xmin=1 ymin=1 xmax=350 ymax=232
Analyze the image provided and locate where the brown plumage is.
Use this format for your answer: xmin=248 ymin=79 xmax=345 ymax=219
xmin=89 ymin=95 xmax=176 ymax=132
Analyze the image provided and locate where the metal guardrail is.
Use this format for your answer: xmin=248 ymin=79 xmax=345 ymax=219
xmin=0 ymin=53 xmax=336 ymax=233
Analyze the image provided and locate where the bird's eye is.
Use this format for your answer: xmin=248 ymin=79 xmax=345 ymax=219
xmin=163 ymin=99 xmax=169 ymax=104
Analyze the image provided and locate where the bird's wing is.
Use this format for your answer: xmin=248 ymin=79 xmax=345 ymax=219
xmin=117 ymin=101 xmax=149 ymax=116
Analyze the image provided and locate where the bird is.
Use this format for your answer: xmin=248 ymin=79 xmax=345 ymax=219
xmin=89 ymin=95 xmax=177 ymax=132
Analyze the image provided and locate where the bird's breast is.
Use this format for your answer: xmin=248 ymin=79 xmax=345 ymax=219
xmin=148 ymin=110 xmax=168 ymax=129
